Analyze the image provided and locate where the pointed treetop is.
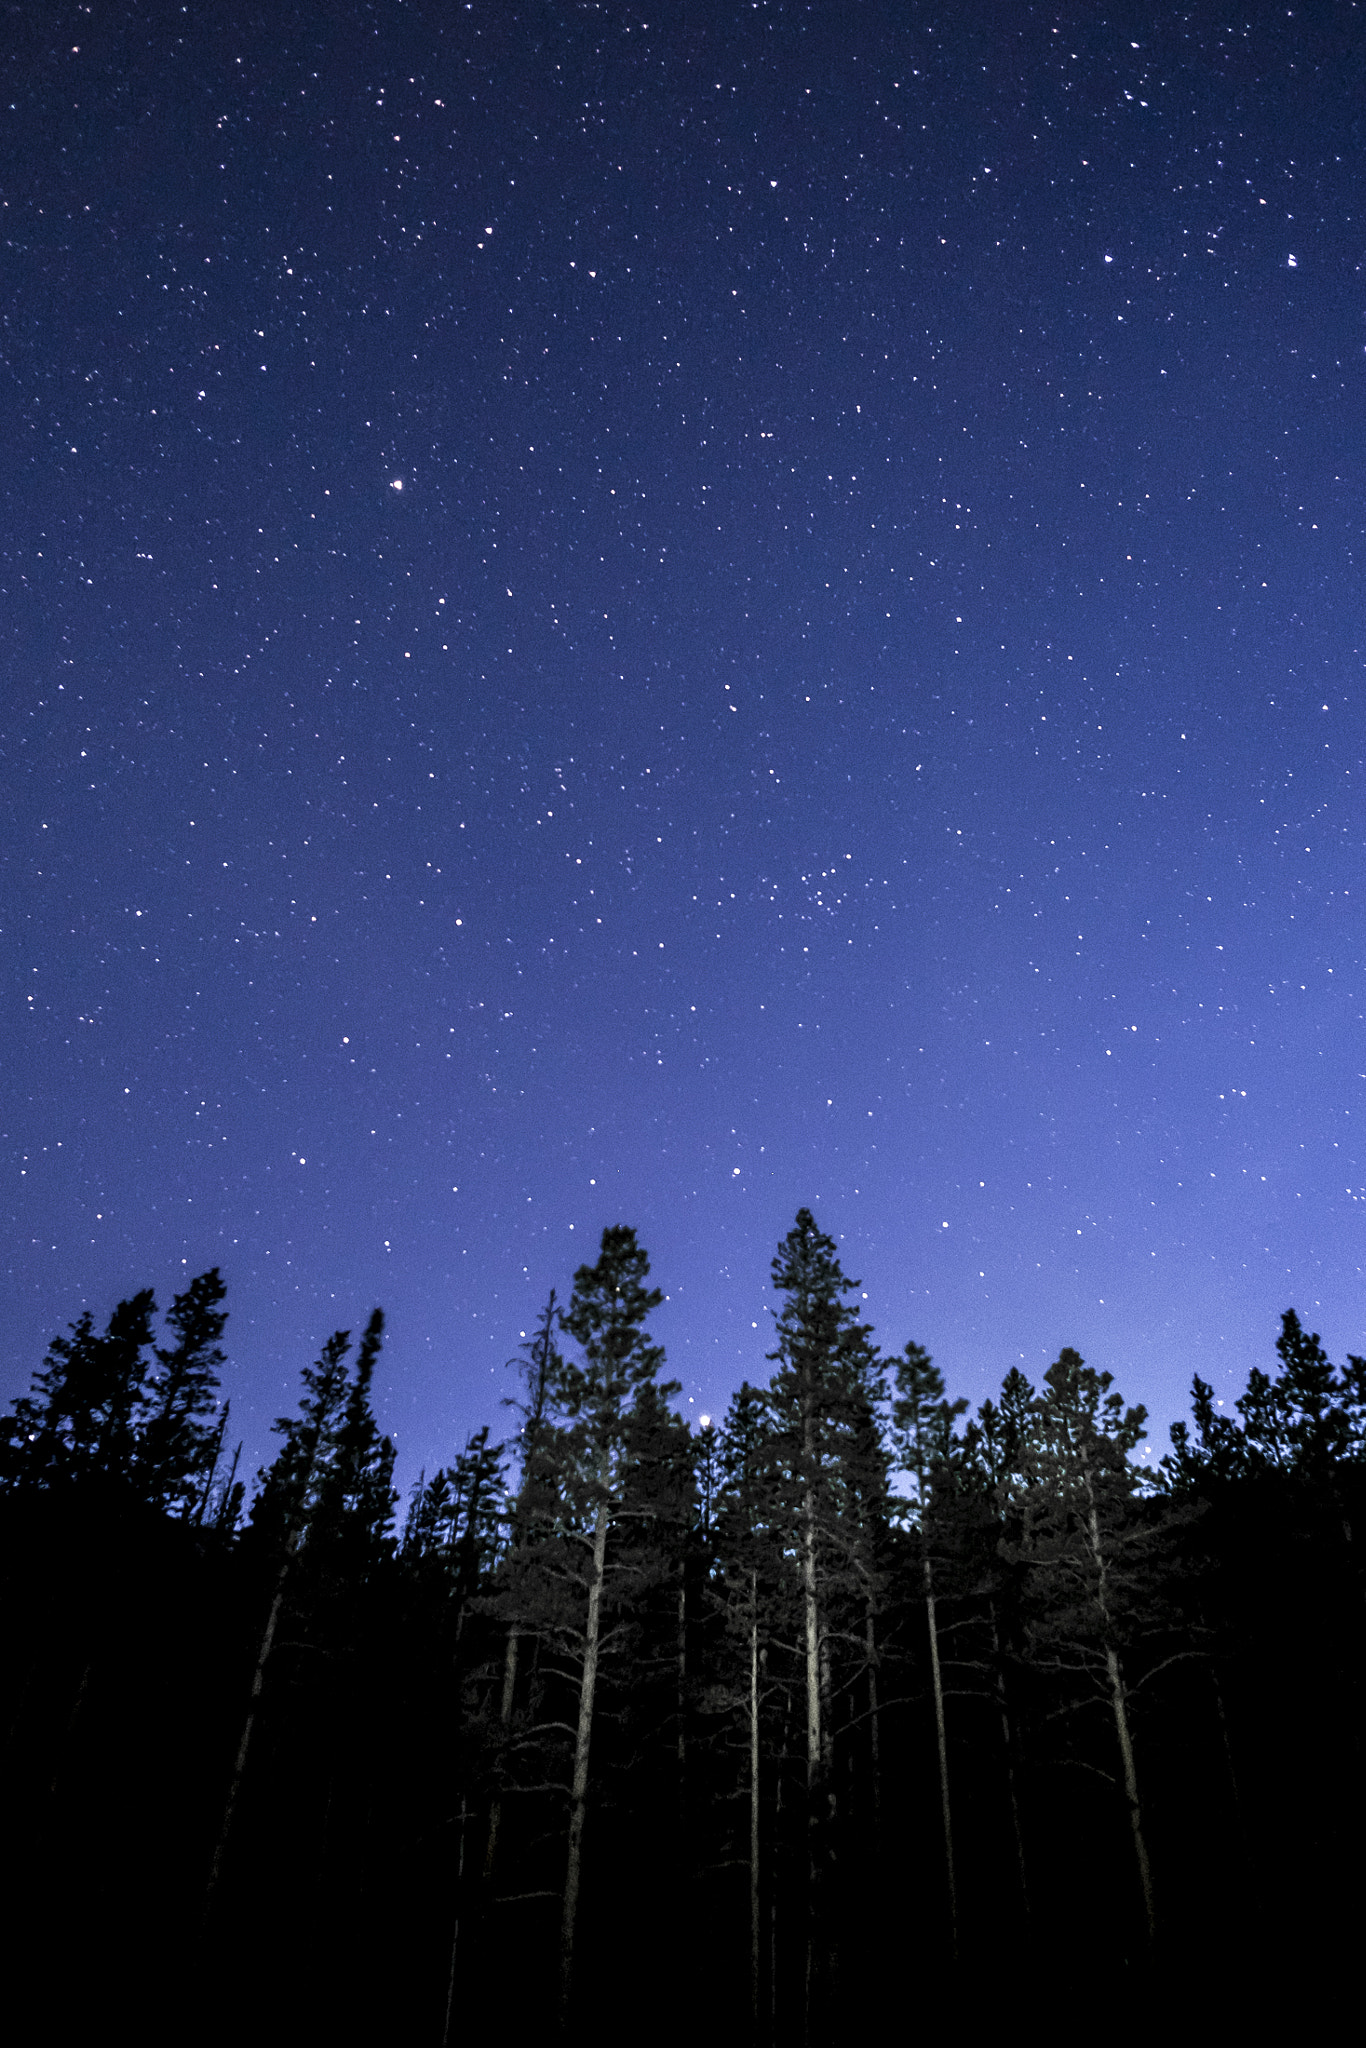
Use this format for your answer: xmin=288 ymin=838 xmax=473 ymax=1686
xmin=560 ymin=1224 xmax=670 ymax=1410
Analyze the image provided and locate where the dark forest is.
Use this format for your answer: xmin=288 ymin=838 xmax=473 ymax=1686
xmin=4 ymin=1212 xmax=1361 ymax=2041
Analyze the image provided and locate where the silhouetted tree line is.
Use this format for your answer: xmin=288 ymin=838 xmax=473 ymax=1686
xmin=3 ymin=1216 xmax=1363 ymax=2040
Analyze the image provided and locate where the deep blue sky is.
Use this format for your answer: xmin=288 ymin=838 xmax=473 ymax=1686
xmin=4 ymin=0 xmax=1362 ymax=1488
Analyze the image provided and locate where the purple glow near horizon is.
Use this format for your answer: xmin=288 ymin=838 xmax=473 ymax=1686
xmin=4 ymin=2 xmax=1362 ymax=1489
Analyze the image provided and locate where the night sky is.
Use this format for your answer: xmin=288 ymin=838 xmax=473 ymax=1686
xmin=5 ymin=0 xmax=1363 ymax=1487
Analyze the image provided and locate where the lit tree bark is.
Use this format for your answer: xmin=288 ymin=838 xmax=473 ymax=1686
xmin=1081 ymin=1441 xmax=1155 ymax=1941
xmin=482 ymin=1623 xmax=520 ymax=1884
xmin=765 ymin=1212 xmax=878 ymax=2045
xmin=749 ymin=1578 xmax=762 ymax=2039
xmin=559 ymin=1494 xmax=609 ymax=2021
xmin=801 ymin=1448 xmax=821 ymax=2046
xmin=923 ymin=1549 xmax=958 ymax=1957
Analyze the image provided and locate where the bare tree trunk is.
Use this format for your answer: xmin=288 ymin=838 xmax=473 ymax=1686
xmin=1105 ymin=1642 xmax=1155 ymax=1940
xmin=559 ymin=1498 xmax=609 ymax=2024
xmin=212 ymin=1441 xmax=242 ymax=1532
xmin=864 ymin=1605 xmax=882 ymax=1828
xmin=801 ymin=1482 xmax=821 ymax=2048
xmin=923 ymin=1552 xmax=958 ymax=1958
xmin=483 ymin=1624 xmax=520 ymax=1884
xmin=441 ymin=1796 xmax=468 ymax=2048
xmin=204 ymin=1546 xmax=293 ymax=1915
xmin=769 ymin=1722 xmax=781 ymax=2045
xmin=677 ymin=1579 xmax=688 ymax=1778
xmin=1081 ymin=1450 xmax=1155 ymax=1943
xmin=802 ymin=1502 xmax=821 ymax=1794
xmin=749 ymin=1585 xmax=762 ymax=2042
xmin=817 ymin=1626 xmax=835 ymax=1794
xmin=987 ymin=1595 xmax=1030 ymax=1914
xmin=192 ymin=1407 xmax=229 ymax=1526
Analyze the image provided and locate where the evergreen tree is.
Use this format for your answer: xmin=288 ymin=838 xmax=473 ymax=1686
xmin=2 ymin=1289 xmax=158 ymax=1497
xmin=1008 ymin=1348 xmax=1159 ymax=1943
xmin=309 ymin=1309 xmax=396 ymax=1580
xmin=712 ymin=1379 xmax=789 ymax=2034
xmin=554 ymin=1227 xmax=676 ymax=2013
xmin=488 ymin=1228 xmax=676 ymax=2021
xmin=208 ymin=1317 xmax=376 ymax=1907
xmin=959 ymin=1370 xmax=1038 ymax=1916
xmin=889 ymin=1340 xmax=968 ymax=1951
xmin=404 ymin=1427 xmax=507 ymax=1619
xmin=139 ymin=1268 xmax=229 ymax=1517
xmin=480 ymin=1292 xmax=564 ymax=1895
xmin=764 ymin=1208 xmax=882 ymax=2036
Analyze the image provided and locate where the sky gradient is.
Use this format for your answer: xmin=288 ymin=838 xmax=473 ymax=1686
xmin=5 ymin=0 xmax=1363 ymax=1486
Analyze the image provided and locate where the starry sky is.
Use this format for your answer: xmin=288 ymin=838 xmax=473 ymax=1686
xmin=5 ymin=0 xmax=1363 ymax=1484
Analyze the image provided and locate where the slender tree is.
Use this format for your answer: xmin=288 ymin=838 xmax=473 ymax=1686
xmin=140 ymin=1268 xmax=229 ymax=1517
xmin=206 ymin=1317 xmax=378 ymax=1910
xmin=765 ymin=1209 xmax=880 ymax=2039
xmin=714 ymin=1379 xmax=785 ymax=2036
xmin=488 ymin=1229 xmax=675 ymax=2025
xmin=889 ymin=1340 xmax=968 ymax=1955
xmin=1010 ymin=1349 xmax=1158 ymax=1944
xmin=962 ymin=1374 xmax=1037 ymax=1915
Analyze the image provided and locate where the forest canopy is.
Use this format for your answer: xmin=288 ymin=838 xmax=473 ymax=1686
xmin=4 ymin=1214 xmax=1363 ymax=2040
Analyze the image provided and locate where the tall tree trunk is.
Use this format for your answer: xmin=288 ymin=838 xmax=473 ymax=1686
xmin=204 ymin=1539 xmax=295 ymax=1916
xmin=802 ymin=1496 xmax=821 ymax=1795
xmin=749 ymin=1583 xmax=762 ymax=2042
xmin=483 ymin=1624 xmax=520 ymax=1884
xmin=864 ymin=1604 xmax=881 ymax=1828
xmin=213 ymin=1441 xmax=242 ymax=1531
xmin=1104 ymin=1642 xmax=1155 ymax=1941
xmin=677 ymin=1579 xmax=688 ymax=1778
xmin=192 ymin=1406 xmax=230 ymax=1525
xmin=769 ymin=1724 xmax=782 ymax=2044
xmin=923 ymin=1551 xmax=958 ymax=1957
xmin=441 ymin=1796 xmax=468 ymax=2048
xmin=801 ymin=1479 xmax=821 ymax=2048
xmin=559 ymin=1497 xmax=609 ymax=2024
xmin=1082 ymin=1451 xmax=1155 ymax=1942
xmin=987 ymin=1595 xmax=1030 ymax=1914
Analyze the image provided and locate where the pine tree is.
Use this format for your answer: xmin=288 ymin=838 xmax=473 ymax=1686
xmin=889 ymin=1340 xmax=968 ymax=1952
xmin=480 ymin=1293 xmax=564 ymax=1896
xmin=139 ymin=1268 xmax=229 ymax=1517
xmin=398 ymin=1426 xmax=508 ymax=2048
xmin=960 ymin=1370 xmax=1037 ymax=1916
xmin=487 ymin=1228 xmax=675 ymax=2022
xmin=556 ymin=1228 xmax=675 ymax=2014
xmin=2 ymin=1289 xmax=158 ymax=1497
xmin=404 ymin=1427 xmax=507 ymax=1623
xmin=309 ymin=1309 xmax=396 ymax=1581
xmin=764 ymin=1208 xmax=882 ymax=2038
xmin=713 ymin=1379 xmax=788 ymax=2036
xmin=207 ymin=1319 xmax=369 ymax=1908
xmin=1009 ymin=1348 xmax=1158 ymax=1943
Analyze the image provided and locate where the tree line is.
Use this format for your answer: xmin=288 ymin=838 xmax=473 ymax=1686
xmin=3 ymin=1212 xmax=1363 ymax=2040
